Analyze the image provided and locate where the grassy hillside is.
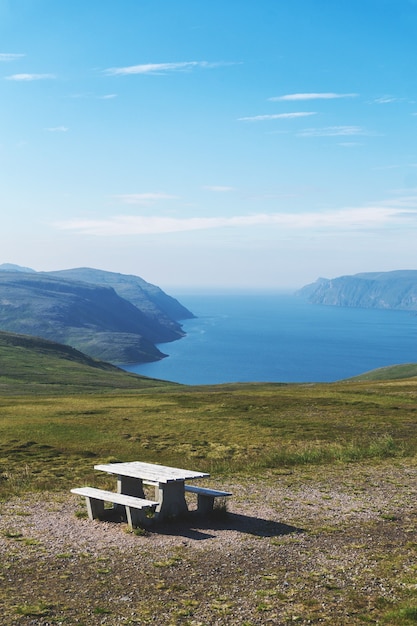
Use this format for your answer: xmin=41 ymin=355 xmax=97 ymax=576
xmin=0 ymin=331 xmax=175 ymax=395
xmin=348 ymin=363 xmax=417 ymax=381
xmin=1 ymin=333 xmax=417 ymax=497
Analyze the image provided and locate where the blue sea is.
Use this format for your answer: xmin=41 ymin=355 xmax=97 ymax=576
xmin=122 ymin=292 xmax=417 ymax=385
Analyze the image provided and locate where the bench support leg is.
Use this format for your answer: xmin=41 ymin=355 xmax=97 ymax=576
xmin=125 ymin=506 xmax=147 ymax=530
xmin=197 ymin=494 xmax=215 ymax=515
xmin=85 ymin=497 xmax=105 ymax=521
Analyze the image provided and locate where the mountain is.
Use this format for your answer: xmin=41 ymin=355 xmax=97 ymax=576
xmin=0 ymin=266 xmax=194 ymax=363
xmin=46 ymin=267 xmax=192 ymax=333
xmin=0 ymin=263 xmax=36 ymax=273
xmin=297 ymin=270 xmax=417 ymax=310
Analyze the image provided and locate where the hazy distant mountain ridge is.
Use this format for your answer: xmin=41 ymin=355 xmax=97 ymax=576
xmin=47 ymin=267 xmax=191 ymax=332
xmin=0 ymin=265 xmax=194 ymax=363
xmin=298 ymin=270 xmax=417 ymax=310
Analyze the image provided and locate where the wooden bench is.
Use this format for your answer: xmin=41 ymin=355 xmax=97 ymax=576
xmin=184 ymin=485 xmax=232 ymax=515
xmin=71 ymin=487 xmax=158 ymax=529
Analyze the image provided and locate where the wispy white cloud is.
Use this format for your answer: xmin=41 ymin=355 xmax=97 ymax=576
xmin=372 ymin=96 xmax=403 ymax=104
xmin=203 ymin=186 xmax=235 ymax=192
xmin=114 ymin=193 xmax=178 ymax=205
xmin=269 ymin=92 xmax=358 ymax=101
xmin=380 ymin=192 xmax=417 ymax=208
xmin=104 ymin=61 xmax=232 ymax=76
xmin=0 ymin=53 xmax=25 ymax=62
xmin=55 ymin=200 xmax=417 ymax=237
xmin=5 ymin=73 xmax=56 ymax=81
xmin=69 ymin=92 xmax=117 ymax=100
xmin=338 ymin=142 xmax=362 ymax=147
xmin=298 ymin=125 xmax=370 ymax=137
xmin=239 ymin=112 xmax=316 ymax=122
xmin=45 ymin=126 xmax=68 ymax=132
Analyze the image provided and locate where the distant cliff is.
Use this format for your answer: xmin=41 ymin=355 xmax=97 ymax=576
xmin=0 ymin=265 xmax=194 ymax=363
xmin=297 ymin=270 xmax=417 ymax=311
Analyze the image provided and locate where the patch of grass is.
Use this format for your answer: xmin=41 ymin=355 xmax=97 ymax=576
xmin=56 ymin=552 xmax=72 ymax=559
xmin=152 ymin=555 xmax=183 ymax=568
xmin=210 ymin=598 xmax=234 ymax=614
xmin=22 ymin=537 xmax=41 ymax=546
xmin=384 ymin=605 xmax=417 ymax=624
xmin=14 ymin=603 xmax=52 ymax=617
xmin=3 ymin=530 xmax=23 ymax=539
xmin=93 ymin=606 xmax=112 ymax=615
xmin=381 ymin=513 xmax=399 ymax=521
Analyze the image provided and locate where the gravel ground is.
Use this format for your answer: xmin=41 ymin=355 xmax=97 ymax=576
xmin=1 ymin=460 xmax=417 ymax=625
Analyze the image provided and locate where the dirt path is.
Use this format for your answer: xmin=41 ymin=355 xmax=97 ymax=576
xmin=1 ymin=460 xmax=417 ymax=624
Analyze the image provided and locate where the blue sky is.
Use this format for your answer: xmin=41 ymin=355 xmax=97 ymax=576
xmin=1 ymin=0 xmax=417 ymax=290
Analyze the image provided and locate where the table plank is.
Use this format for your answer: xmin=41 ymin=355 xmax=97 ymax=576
xmin=94 ymin=461 xmax=209 ymax=484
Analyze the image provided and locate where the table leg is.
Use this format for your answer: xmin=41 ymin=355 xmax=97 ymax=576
xmin=117 ymin=475 xmax=145 ymax=498
xmin=156 ymin=481 xmax=188 ymax=520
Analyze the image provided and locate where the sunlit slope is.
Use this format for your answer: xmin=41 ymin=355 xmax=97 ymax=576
xmin=0 ymin=331 xmax=175 ymax=394
xmin=3 ymin=332 xmax=417 ymax=497
xmin=346 ymin=363 xmax=417 ymax=381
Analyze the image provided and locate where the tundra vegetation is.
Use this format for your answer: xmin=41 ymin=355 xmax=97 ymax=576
xmin=1 ymin=333 xmax=417 ymax=623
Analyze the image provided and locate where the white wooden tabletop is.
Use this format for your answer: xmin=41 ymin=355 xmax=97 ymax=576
xmin=94 ymin=461 xmax=209 ymax=484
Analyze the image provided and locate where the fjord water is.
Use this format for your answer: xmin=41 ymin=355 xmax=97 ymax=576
xmin=123 ymin=293 xmax=417 ymax=385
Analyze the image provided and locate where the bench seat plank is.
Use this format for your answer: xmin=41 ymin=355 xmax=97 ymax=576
xmin=71 ymin=487 xmax=157 ymax=508
xmin=184 ymin=485 xmax=232 ymax=497
xmin=184 ymin=485 xmax=232 ymax=515
xmin=71 ymin=487 xmax=158 ymax=529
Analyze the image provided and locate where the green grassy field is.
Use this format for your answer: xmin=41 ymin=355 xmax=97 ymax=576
xmin=2 ymin=373 xmax=417 ymax=496
xmin=1 ymin=331 xmax=417 ymax=497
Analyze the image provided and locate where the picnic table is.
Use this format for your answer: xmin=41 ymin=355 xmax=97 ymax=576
xmin=71 ymin=461 xmax=232 ymax=528
xmin=94 ymin=461 xmax=209 ymax=520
